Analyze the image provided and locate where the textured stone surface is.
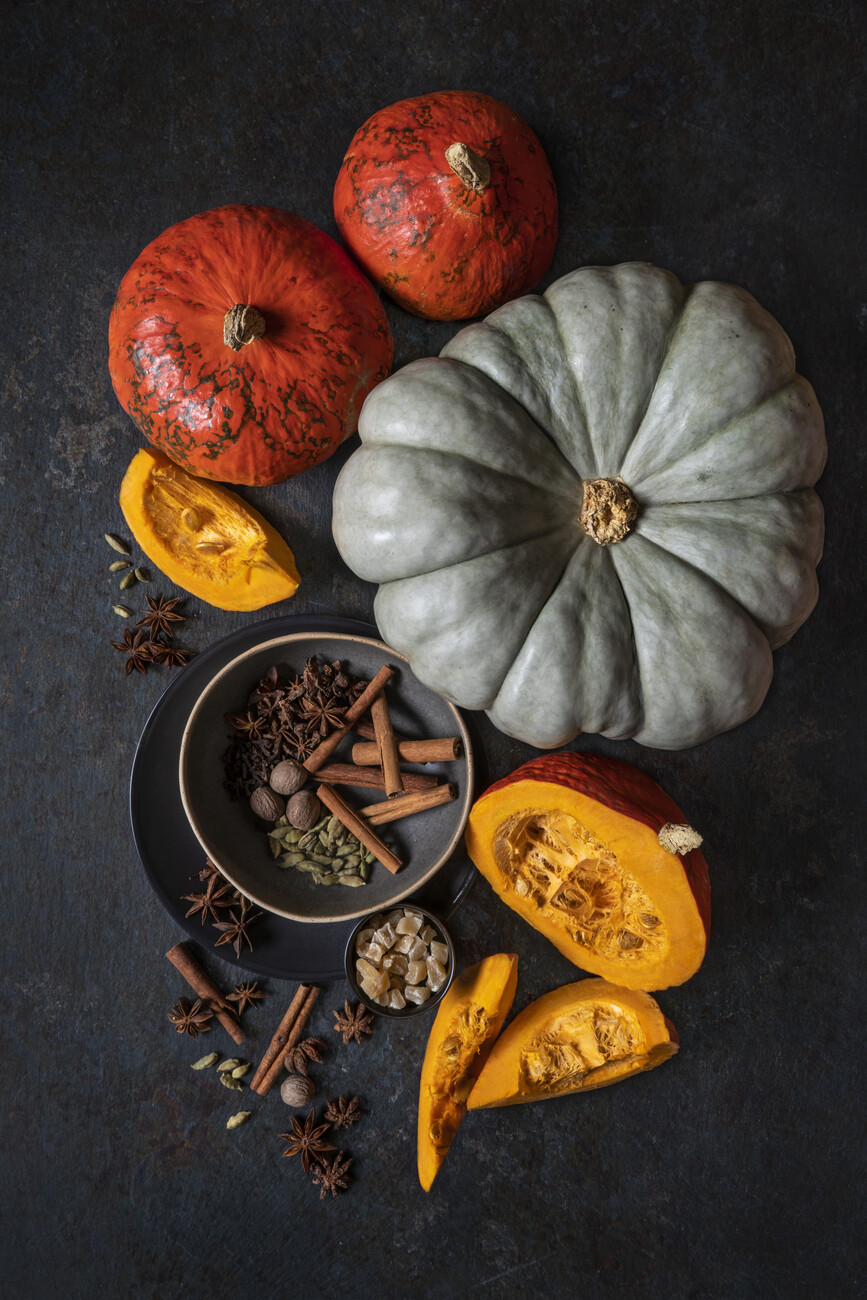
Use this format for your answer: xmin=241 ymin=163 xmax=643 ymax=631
xmin=2 ymin=1 xmax=865 ymax=1295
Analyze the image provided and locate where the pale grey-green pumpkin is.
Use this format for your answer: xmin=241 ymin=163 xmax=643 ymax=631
xmin=332 ymin=263 xmax=826 ymax=750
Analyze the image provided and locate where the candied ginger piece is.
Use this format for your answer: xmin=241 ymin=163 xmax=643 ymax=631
xmin=394 ymin=935 xmax=414 ymax=955
xmin=404 ymin=984 xmax=431 ymax=1005
xmin=385 ymin=909 xmax=405 ymax=927
xmin=374 ymin=991 xmax=391 ymax=1006
xmin=408 ymin=936 xmax=427 ymax=961
xmin=388 ymin=988 xmax=406 ymax=1010
xmin=373 ymin=923 xmax=397 ymax=950
xmin=356 ymin=957 xmax=380 ymax=982
xmin=426 ymin=956 xmax=447 ymax=991
xmin=429 ymin=941 xmax=449 ymax=966
xmin=383 ymin=953 xmax=408 ymax=975
xmin=406 ymin=960 xmax=426 ymax=985
xmin=355 ymin=928 xmax=375 ymax=951
xmin=420 ymin=925 xmax=436 ymax=945
xmin=365 ymin=942 xmax=385 ymax=964
xmin=396 ymin=914 xmax=422 ymax=936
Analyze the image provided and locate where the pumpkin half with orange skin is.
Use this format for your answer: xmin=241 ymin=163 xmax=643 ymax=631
xmin=467 ymin=978 xmax=678 ymax=1109
xmin=418 ymin=953 xmax=518 ymax=1191
xmin=465 ymin=752 xmax=710 ymax=991
xmin=334 ymin=91 xmax=557 ymax=320
xmin=108 ymin=205 xmax=393 ymax=485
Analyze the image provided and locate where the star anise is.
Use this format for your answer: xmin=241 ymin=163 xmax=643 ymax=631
xmin=213 ymin=907 xmax=262 ymax=958
xmin=181 ymin=875 xmax=235 ymax=925
xmin=167 ymin=996 xmax=213 ymax=1038
xmin=228 ymin=981 xmax=264 ymax=1013
xmin=225 ymin=710 xmax=265 ymax=740
xmin=324 ymin=1095 xmax=362 ymax=1130
xmin=111 ymin=629 xmax=152 ymax=675
xmin=149 ymin=637 xmax=193 ymax=668
xmin=300 ymin=695 xmax=347 ymax=737
xmin=285 ymin=1037 xmax=326 ymax=1077
xmin=136 ymin=593 xmax=185 ymax=639
xmin=311 ymin=1152 xmax=353 ymax=1199
xmin=332 ymin=1000 xmax=374 ymax=1045
xmin=279 ymin=1107 xmax=335 ymax=1174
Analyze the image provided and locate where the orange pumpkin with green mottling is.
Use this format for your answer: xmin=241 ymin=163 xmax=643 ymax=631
xmin=334 ymin=92 xmax=558 ymax=320
xmin=108 ymin=205 xmax=393 ymax=485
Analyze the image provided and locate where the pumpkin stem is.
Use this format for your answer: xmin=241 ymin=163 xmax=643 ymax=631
xmin=658 ymin=823 xmax=704 ymax=855
xmin=579 ymin=478 xmax=638 ymax=546
xmin=445 ymin=142 xmax=491 ymax=194
xmin=223 ymin=304 xmax=266 ymax=351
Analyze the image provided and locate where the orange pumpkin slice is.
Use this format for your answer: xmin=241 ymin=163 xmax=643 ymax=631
xmin=467 ymin=978 xmax=678 ymax=1109
xmin=418 ymin=952 xmax=518 ymax=1191
xmin=465 ymin=752 xmax=710 ymax=991
xmin=119 ymin=448 xmax=300 ymax=611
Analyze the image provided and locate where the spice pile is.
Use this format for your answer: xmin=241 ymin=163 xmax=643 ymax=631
xmin=104 ymin=533 xmax=194 ymax=673
xmin=181 ymin=860 xmax=263 ymax=957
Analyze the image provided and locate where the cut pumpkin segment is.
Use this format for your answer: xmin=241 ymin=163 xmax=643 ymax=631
xmin=119 ymin=449 xmax=300 ymax=610
xmin=464 ymin=752 xmax=710 ymax=990
xmin=418 ymin=953 xmax=518 ymax=1191
xmin=467 ymin=978 xmax=678 ymax=1109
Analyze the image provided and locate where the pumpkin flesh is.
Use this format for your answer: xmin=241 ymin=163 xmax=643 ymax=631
xmin=418 ymin=953 xmax=518 ymax=1190
xmin=119 ymin=448 xmax=300 ymax=611
xmin=467 ymin=978 xmax=678 ymax=1109
xmin=465 ymin=753 xmax=709 ymax=990
xmin=109 ymin=205 xmax=393 ymax=485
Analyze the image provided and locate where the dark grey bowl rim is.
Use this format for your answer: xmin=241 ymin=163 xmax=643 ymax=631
xmin=178 ymin=631 xmax=474 ymax=925
xmin=344 ymin=903 xmax=456 ymax=1018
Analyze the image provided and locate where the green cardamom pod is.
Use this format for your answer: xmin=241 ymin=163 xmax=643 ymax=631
xmin=191 ymin=1052 xmax=220 ymax=1070
xmin=217 ymin=1058 xmax=241 ymax=1072
xmin=112 ymin=605 xmax=132 ymax=618
xmin=119 ymin=571 xmax=136 ymax=590
xmin=358 ymin=861 xmax=371 ymax=881
xmin=109 ymin=559 xmax=132 ymax=572
xmin=226 ymin=1111 xmax=251 ymax=1129
xmin=104 ymin=533 xmax=131 ymax=554
xmin=134 ymin=567 xmax=150 ymax=583
xmin=231 ymin=1063 xmax=251 ymax=1078
xmin=220 ymin=1074 xmax=243 ymax=1090
xmin=338 ymin=874 xmax=365 ymax=887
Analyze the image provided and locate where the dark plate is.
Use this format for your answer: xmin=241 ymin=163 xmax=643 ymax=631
xmin=130 ymin=614 xmax=479 ymax=982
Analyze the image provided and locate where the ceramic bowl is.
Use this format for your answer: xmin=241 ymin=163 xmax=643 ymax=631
xmin=344 ymin=904 xmax=456 ymax=1018
xmin=179 ymin=632 xmax=473 ymax=924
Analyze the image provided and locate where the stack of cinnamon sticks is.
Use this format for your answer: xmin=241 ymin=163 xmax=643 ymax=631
xmin=301 ymin=665 xmax=463 ymax=876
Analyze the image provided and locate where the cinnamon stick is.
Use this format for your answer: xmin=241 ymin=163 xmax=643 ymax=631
xmin=359 ymin=783 xmax=457 ymax=825
xmin=304 ymin=664 xmax=395 ymax=774
xmin=165 ymin=943 xmax=245 ymax=1045
xmin=351 ymin=736 xmax=463 ymax=765
xmin=316 ymin=763 xmax=437 ymax=793
xmin=250 ymin=983 xmax=320 ymax=1095
xmin=316 ymin=784 xmax=403 ymax=874
xmin=371 ymin=694 xmax=404 ymax=797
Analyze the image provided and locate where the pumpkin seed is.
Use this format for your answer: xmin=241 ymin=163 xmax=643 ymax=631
xmin=104 ymin=533 xmax=130 ymax=554
xmin=231 ymin=1063 xmax=251 ymax=1078
xmin=196 ymin=540 xmax=227 ymax=554
xmin=182 ymin=508 xmax=201 ymax=531
xmin=226 ymin=1111 xmax=251 ymax=1130
xmin=217 ymin=1058 xmax=242 ymax=1072
xmin=119 ymin=571 xmax=136 ymax=590
xmin=134 ymin=567 xmax=150 ymax=583
xmin=109 ymin=560 xmax=132 ymax=572
xmin=191 ymin=1052 xmax=220 ymax=1070
xmin=112 ymin=604 xmax=132 ymax=618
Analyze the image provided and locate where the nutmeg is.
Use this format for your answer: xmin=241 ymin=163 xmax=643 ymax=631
xmin=281 ymin=1073 xmax=316 ymax=1107
xmin=269 ymin=759 xmax=307 ymax=797
xmin=250 ymin=785 xmax=285 ymax=822
xmin=287 ymin=790 xmax=322 ymax=831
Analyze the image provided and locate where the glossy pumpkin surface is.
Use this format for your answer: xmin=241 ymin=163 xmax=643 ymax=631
xmin=465 ymin=752 xmax=709 ymax=990
xmin=467 ymin=978 xmax=678 ymax=1109
xmin=120 ymin=448 xmax=300 ymax=610
xmin=109 ymin=205 xmax=393 ymax=485
xmin=417 ymin=953 xmax=518 ymax=1191
xmin=332 ymin=262 xmax=827 ymax=750
xmin=334 ymin=91 xmax=557 ymax=320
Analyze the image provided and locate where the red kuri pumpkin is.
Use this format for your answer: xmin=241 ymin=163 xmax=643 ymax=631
xmin=334 ymin=91 xmax=558 ymax=320
xmin=108 ymin=205 xmax=393 ymax=485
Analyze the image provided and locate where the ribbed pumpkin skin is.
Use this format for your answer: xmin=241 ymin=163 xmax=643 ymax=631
xmin=481 ymin=752 xmax=711 ymax=939
xmin=333 ymin=91 xmax=557 ymax=320
xmin=108 ymin=205 xmax=393 ymax=485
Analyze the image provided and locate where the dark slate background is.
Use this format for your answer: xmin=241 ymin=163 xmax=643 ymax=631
xmin=2 ymin=1 xmax=865 ymax=1296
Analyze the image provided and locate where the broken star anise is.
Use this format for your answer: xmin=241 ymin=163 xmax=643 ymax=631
xmin=324 ymin=1095 xmax=361 ymax=1129
xmin=228 ymin=981 xmax=264 ymax=1013
xmin=213 ymin=907 xmax=263 ymax=958
xmin=284 ymin=1037 xmax=326 ymax=1077
xmin=167 ymin=996 xmax=214 ymax=1038
xmin=111 ymin=629 xmax=152 ymax=675
xmin=279 ymin=1107 xmax=335 ymax=1174
xmin=311 ymin=1152 xmax=353 ymax=1199
xmin=332 ymin=1000 xmax=374 ymax=1046
xmin=136 ymin=593 xmax=185 ymax=639
xmin=149 ymin=637 xmax=193 ymax=668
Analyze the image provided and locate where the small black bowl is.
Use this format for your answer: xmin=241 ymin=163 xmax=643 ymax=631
xmin=344 ymin=903 xmax=456 ymax=1019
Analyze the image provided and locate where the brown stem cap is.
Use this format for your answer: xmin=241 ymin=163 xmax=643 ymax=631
xmin=223 ymin=304 xmax=266 ymax=351
xmin=579 ymin=477 xmax=638 ymax=546
xmin=445 ymin=142 xmax=491 ymax=193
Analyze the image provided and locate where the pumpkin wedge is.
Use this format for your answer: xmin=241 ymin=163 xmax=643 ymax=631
xmin=418 ymin=953 xmax=518 ymax=1190
xmin=465 ymin=752 xmax=710 ymax=991
xmin=119 ymin=448 xmax=300 ymax=610
xmin=467 ymin=978 xmax=678 ymax=1109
